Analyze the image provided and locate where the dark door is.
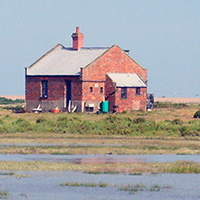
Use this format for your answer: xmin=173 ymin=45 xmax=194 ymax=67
xmin=66 ymin=81 xmax=71 ymax=107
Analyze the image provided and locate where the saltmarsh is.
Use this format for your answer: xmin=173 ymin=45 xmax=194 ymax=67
xmin=0 ymin=103 xmax=199 ymax=137
xmin=0 ymin=104 xmax=200 ymax=155
xmin=0 ymin=160 xmax=200 ymax=174
xmin=1 ymin=104 xmax=200 ymax=174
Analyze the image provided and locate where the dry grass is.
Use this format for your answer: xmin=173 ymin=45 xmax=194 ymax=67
xmin=0 ymin=160 xmax=199 ymax=174
xmin=0 ymin=103 xmax=198 ymax=122
xmin=0 ymin=136 xmax=200 ymax=155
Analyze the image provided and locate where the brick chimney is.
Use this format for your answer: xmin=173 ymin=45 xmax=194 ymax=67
xmin=71 ymin=27 xmax=84 ymax=50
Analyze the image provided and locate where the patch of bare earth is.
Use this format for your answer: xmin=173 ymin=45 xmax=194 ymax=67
xmin=155 ymin=97 xmax=200 ymax=104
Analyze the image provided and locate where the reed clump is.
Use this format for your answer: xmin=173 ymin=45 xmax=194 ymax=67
xmin=60 ymin=182 xmax=107 ymax=187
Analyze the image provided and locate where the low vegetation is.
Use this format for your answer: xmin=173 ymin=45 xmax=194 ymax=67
xmin=118 ymin=183 xmax=172 ymax=194
xmin=0 ymin=103 xmax=200 ymax=137
xmin=0 ymin=97 xmax=24 ymax=105
xmin=0 ymin=103 xmax=199 ymax=155
xmin=60 ymin=182 xmax=107 ymax=187
xmin=154 ymin=101 xmax=188 ymax=109
xmin=193 ymin=110 xmax=200 ymax=118
xmin=60 ymin=181 xmax=172 ymax=195
xmin=0 ymin=160 xmax=200 ymax=174
xmin=0 ymin=190 xmax=10 ymax=198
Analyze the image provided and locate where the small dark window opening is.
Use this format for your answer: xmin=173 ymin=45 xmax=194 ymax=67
xmin=136 ymin=87 xmax=140 ymax=95
xmin=85 ymin=107 xmax=94 ymax=112
xmin=100 ymin=87 xmax=103 ymax=93
xmin=90 ymin=87 xmax=93 ymax=93
xmin=41 ymin=80 xmax=48 ymax=98
xmin=121 ymin=87 xmax=127 ymax=99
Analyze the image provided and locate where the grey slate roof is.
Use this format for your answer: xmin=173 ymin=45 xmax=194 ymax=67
xmin=107 ymin=73 xmax=146 ymax=87
xmin=26 ymin=44 xmax=109 ymax=76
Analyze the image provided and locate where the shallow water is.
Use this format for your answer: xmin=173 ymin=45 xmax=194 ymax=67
xmin=1 ymin=171 xmax=200 ymax=200
xmin=0 ymin=154 xmax=200 ymax=163
xmin=1 ymin=153 xmax=200 ymax=199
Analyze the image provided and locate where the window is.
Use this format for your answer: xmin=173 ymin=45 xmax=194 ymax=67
xmin=85 ymin=107 xmax=94 ymax=112
xmin=136 ymin=87 xmax=140 ymax=95
xmin=41 ymin=80 xmax=48 ymax=98
xmin=90 ymin=87 xmax=93 ymax=93
xmin=100 ymin=87 xmax=103 ymax=93
xmin=121 ymin=87 xmax=127 ymax=99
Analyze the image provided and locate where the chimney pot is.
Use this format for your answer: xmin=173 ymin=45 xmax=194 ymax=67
xmin=76 ymin=27 xmax=80 ymax=33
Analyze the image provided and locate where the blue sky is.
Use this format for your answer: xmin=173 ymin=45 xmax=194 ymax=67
xmin=0 ymin=0 xmax=200 ymax=97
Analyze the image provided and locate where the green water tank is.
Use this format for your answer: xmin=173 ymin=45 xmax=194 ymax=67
xmin=101 ymin=101 xmax=109 ymax=113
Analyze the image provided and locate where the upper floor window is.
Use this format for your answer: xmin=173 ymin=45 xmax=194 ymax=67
xmin=41 ymin=80 xmax=48 ymax=98
xmin=136 ymin=87 xmax=140 ymax=95
xmin=90 ymin=87 xmax=93 ymax=93
xmin=121 ymin=87 xmax=127 ymax=99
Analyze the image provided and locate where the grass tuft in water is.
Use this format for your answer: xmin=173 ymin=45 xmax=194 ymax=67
xmin=60 ymin=182 xmax=108 ymax=187
xmin=118 ymin=183 xmax=172 ymax=195
xmin=85 ymin=170 xmax=120 ymax=175
xmin=149 ymin=184 xmax=161 ymax=191
xmin=0 ymin=190 xmax=10 ymax=198
xmin=118 ymin=183 xmax=146 ymax=194
xmin=129 ymin=172 xmax=143 ymax=176
xmin=0 ymin=172 xmax=15 ymax=176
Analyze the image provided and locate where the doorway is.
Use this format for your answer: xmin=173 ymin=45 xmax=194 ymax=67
xmin=66 ymin=81 xmax=71 ymax=107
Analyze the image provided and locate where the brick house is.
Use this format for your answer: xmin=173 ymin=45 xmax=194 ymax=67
xmin=25 ymin=27 xmax=147 ymax=113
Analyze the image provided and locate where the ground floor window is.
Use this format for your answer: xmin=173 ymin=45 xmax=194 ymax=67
xmin=41 ymin=80 xmax=48 ymax=98
xmin=121 ymin=87 xmax=127 ymax=99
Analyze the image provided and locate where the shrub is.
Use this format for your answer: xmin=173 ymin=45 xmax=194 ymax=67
xmin=193 ymin=110 xmax=200 ymax=118
xmin=3 ymin=105 xmax=25 ymax=113
xmin=179 ymin=125 xmax=199 ymax=137
xmin=171 ymin=119 xmax=183 ymax=125
xmin=133 ymin=117 xmax=146 ymax=123
xmin=36 ymin=117 xmax=47 ymax=124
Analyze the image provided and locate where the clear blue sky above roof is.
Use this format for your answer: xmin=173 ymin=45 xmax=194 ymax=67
xmin=0 ymin=0 xmax=200 ymax=97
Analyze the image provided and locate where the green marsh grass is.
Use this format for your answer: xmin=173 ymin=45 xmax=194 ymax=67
xmin=1 ymin=105 xmax=200 ymax=155
xmin=0 ymin=105 xmax=199 ymax=136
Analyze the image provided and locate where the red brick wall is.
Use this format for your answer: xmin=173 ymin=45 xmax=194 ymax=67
xmin=81 ymin=45 xmax=147 ymax=82
xmin=82 ymin=82 xmax=105 ymax=101
xmin=26 ymin=76 xmax=82 ymax=101
xmin=115 ymin=87 xmax=147 ymax=112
